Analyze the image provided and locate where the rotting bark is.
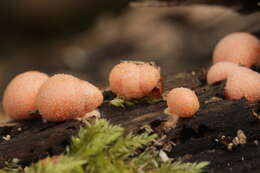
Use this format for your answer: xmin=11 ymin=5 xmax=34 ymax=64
xmin=165 ymin=99 xmax=260 ymax=173
xmin=0 ymin=69 xmax=259 ymax=173
xmin=0 ymin=120 xmax=82 ymax=168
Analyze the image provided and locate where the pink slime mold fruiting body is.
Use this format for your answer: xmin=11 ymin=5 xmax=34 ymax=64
xmin=213 ymin=32 xmax=260 ymax=67
xmin=37 ymin=74 xmax=103 ymax=121
xmin=3 ymin=71 xmax=49 ymax=120
xmin=225 ymin=67 xmax=260 ymax=103
xmin=109 ymin=61 xmax=161 ymax=99
xmin=207 ymin=62 xmax=240 ymax=84
xmin=165 ymin=87 xmax=200 ymax=128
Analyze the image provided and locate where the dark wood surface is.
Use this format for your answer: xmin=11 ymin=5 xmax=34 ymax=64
xmin=0 ymin=69 xmax=259 ymax=173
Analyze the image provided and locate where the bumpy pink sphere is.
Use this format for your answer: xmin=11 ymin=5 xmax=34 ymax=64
xmin=109 ymin=62 xmax=161 ymax=99
xmin=225 ymin=68 xmax=260 ymax=103
xmin=207 ymin=62 xmax=239 ymax=84
xmin=167 ymin=88 xmax=200 ymax=118
xmin=3 ymin=71 xmax=49 ymax=120
xmin=37 ymin=74 xmax=86 ymax=121
xmin=213 ymin=32 xmax=260 ymax=67
xmin=37 ymin=74 xmax=104 ymax=121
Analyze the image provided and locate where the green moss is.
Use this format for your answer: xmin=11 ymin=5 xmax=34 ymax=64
xmin=110 ymin=96 xmax=161 ymax=108
xmin=1 ymin=119 xmax=208 ymax=173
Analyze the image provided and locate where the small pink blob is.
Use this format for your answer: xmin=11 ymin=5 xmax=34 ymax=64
xmin=37 ymin=74 xmax=104 ymax=121
xmin=3 ymin=71 xmax=49 ymax=120
xmin=109 ymin=62 xmax=161 ymax=99
xmin=225 ymin=68 xmax=260 ymax=103
xmin=213 ymin=32 xmax=260 ymax=67
xmin=207 ymin=62 xmax=239 ymax=84
xmin=167 ymin=87 xmax=200 ymax=118
xmin=37 ymin=74 xmax=86 ymax=121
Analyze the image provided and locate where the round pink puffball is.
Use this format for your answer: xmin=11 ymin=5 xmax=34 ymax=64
xmin=37 ymin=74 xmax=104 ymax=121
xmin=37 ymin=74 xmax=86 ymax=121
xmin=207 ymin=62 xmax=240 ymax=84
xmin=225 ymin=67 xmax=260 ymax=103
xmin=109 ymin=61 xmax=161 ymax=99
xmin=166 ymin=87 xmax=200 ymax=118
xmin=213 ymin=32 xmax=260 ymax=67
xmin=3 ymin=71 xmax=49 ymax=120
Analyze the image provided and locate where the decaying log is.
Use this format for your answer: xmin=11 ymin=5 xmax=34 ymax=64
xmin=0 ymin=69 xmax=259 ymax=173
xmin=166 ymin=99 xmax=260 ymax=173
xmin=0 ymin=120 xmax=82 ymax=167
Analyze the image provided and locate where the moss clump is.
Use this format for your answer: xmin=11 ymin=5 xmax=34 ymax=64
xmin=1 ymin=119 xmax=208 ymax=173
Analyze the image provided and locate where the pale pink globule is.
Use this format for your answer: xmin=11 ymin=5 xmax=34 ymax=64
xmin=3 ymin=71 xmax=49 ymax=120
xmin=213 ymin=32 xmax=260 ymax=67
xmin=109 ymin=62 xmax=161 ymax=99
xmin=166 ymin=87 xmax=200 ymax=118
xmin=37 ymin=74 xmax=103 ymax=121
xmin=207 ymin=62 xmax=239 ymax=84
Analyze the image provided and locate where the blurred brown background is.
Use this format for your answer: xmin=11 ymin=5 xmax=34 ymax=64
xmin=0 ymin=0 xmax=260 ymax=120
